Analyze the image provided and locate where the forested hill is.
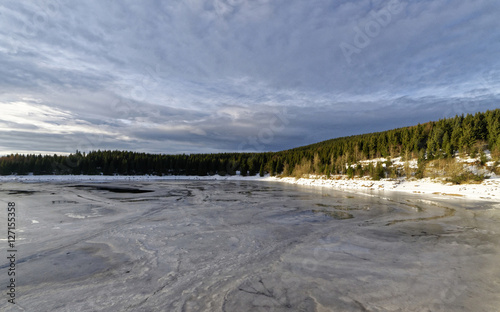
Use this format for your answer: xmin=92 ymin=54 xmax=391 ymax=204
xmin=1 ymin=109 xmax=499 ymax=178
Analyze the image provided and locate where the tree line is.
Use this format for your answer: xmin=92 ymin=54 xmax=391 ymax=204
xmin=0 ymin=151 xmax=272 ymax=177
xmin=1 ymin=109 xmax=499 ymax=177
xmin=275 ymin=109 xmax=500 ymax=177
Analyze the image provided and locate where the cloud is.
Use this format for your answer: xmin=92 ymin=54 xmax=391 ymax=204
xmin=0 ymin=0 xmax=499 ymax=155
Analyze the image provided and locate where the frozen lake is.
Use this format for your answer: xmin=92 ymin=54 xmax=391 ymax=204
xmin=1 ymin=181 xmax=499 ymax=311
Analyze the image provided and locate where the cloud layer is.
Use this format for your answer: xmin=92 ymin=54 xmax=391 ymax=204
xmin=1 ymin=0 xmax=499 ymax=155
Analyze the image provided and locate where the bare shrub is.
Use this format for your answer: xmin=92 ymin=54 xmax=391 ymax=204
xmin=293 ymin=158 xmax=312 ymax=179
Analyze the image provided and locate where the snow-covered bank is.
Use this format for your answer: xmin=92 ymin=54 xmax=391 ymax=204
xmin=1 ymin=174 xmax=499 ymax=202
xmin=267 ymin=175 xmax=500 ymax=202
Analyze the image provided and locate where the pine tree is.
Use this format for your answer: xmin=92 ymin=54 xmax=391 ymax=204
xmin=313 ymin=153 xmax=321 ymax=174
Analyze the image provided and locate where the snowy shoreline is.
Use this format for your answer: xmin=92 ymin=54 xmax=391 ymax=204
xmin=1 ymin=174 xmax=499 ymax=202
xmin=266 ymin=175 xmax=500 ymax=202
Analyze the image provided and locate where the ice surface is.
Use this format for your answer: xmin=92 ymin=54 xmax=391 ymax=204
xmin=0 ymin=181 xmax=499 ymax=311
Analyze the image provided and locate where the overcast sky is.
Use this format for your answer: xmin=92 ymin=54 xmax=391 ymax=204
xmin=1 ymin=0 xmax=499 ymax=155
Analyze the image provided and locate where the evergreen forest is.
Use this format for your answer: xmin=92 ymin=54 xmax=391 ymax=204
xmin=1 ymin=109 xmax=500 ymax=179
